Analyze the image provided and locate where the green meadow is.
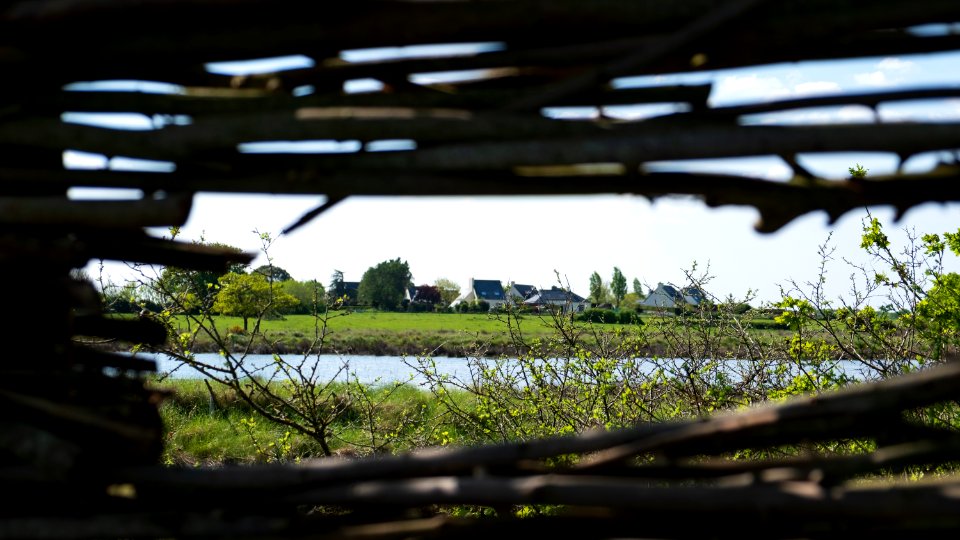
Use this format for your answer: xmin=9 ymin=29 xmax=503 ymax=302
xmin=168 ymin=311 xmax=604 ymax=356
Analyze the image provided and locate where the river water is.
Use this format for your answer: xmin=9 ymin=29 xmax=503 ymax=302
xmin=134 ymin=352 xmax=892 ymax=385
xmin=143 ymin=352 xmax=479 ymax=385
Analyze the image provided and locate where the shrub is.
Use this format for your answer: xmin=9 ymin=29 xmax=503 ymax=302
xmin=458 ymin=300 xmax=490 ymax=313
xmin=577 ymin=309 xmax=618 ymax=324
xmin=407 ymin=302 xmax=434 ymax=313
xmin=618 ymin=310 xmax=643 ymax=325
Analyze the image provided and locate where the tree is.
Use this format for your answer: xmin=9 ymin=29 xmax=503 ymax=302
xmin=358 ymin=258 xmax=413 ymax=310
xmin=589 ymin=271 xmax=607 ymax=305
xmin=434 ymin=278 xmax=461 ymax=308
xmin=213 ymin=272 xmax=297 ymax=331
xmin=633 ymin=278 xmax=644 ymax=297
xmin=253 ymin=264 xmax=292 ymax=283
xmin=328 ymin=269 xmax=346 ymax=304
xmin=611 ymin=267 xmax=627 ymax=309
xmin=157 ymin=241 xmax=247 ymax=313
xmin=413 ymin=284 xmax=442 ymax=304
xmin=280 ymin=279 xmax=325 ymax=315
xmin=916 ymin=272 xmax=960 ymax=358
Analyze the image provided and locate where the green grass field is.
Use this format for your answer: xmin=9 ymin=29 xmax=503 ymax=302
xmin=143 ymin=310 xmax=783 ymax=357
xmin=194 ymin=311 xmax=560 ymax=334
xmin=166 ymin=311 xmax=578 ymax=356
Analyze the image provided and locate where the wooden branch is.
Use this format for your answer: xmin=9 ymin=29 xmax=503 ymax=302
xmin=0 ymin=389 xmax=158 ymax=446
xmin=3 ymin=167 xmax=959 ymax=234
xmin=73 ymin=315 xmax=168 ymax=347
xmin=237 ymin=35 xmax=673 ymax=92
xmin=579 ymin=436 xmax=960 ymax=485
xmin=120 ymin=422 xmax=678 ymax=494
xmin=7 ymin=112 xmax=960 ymax=177
xmin=71 ymin=347 xmax=159 ymax=374
xmin=32 ymin=83 xmax=713 ymax=117
xmin=0 ymin=110 xmax=613 ymax=161
xmin=216 ymin=123 xmax=960 ymax=174
xmin=0 ymin=194 xmax=191 ymax=227
xmin=0 ymin=422 xmax=81 ymax=477
xmin=78 ymin=232 xmax=255 ymax=271
xmin=0 ymin=228 xmax=255 ymax=270
xmin=282 ymin=195 xmax=346 ymax=235
xmin=688 ymin=87 xmax=960 ymax=119
xmin=503 ymin=0 xmax=768 ymax=111
xmin=3 ymin=0 xmax=960 ymax=96
xmin=580 ymin=361 xmax=960 ymax=469
xmin=280 ymin=475 xmax=960 ymax=522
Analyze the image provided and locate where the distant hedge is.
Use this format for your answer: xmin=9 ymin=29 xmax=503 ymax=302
xmin=457 ymin=300 xmax=490 ymax=313
xmin=576 ymin=309 xmax=644 ymax=325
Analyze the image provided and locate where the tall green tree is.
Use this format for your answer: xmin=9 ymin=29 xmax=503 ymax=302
xmin=279 ymin=279 xmax=325 ymax=314
xmin=589 ymin=271 xmax=605 ymax=305
xmin=611 ymin=267 xmax=627 ymax=309
xmin=253 ymin=264 xmax=292 ymax=283
xmin=328 ymin=269 xmax=346 ymax=304
xmin=633 ymin=278 xmax=644 ymax=297
xmin=358 ymin=258 xmax=413 ymax=310
xmin=213 ymin=272 xmax=297 ymax=331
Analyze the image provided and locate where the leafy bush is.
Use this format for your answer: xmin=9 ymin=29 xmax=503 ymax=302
xmin=744 ymin=319 xmax=789 ymax=330
xmin=617 ymin=310 xmax=644 ymax=325
xmin=458 ymin=300 xmax=491 ymax=313
xmin=407 ymin=302 xmax=434 ymax=313
xmin=576 ymin=308 xmax=618 ymax=324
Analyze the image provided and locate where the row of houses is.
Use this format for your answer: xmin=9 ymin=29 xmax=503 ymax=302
xmin=340 ymin=275 xmax=706 ymax=313
xmin=454 ymin=279 xmax=707 ymax=313
xmin=451 ymin=279 xmax=590 ymax=313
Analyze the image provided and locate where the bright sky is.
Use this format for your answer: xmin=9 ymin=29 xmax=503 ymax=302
xmin=68 ymin=41 xmax=960 ymax=306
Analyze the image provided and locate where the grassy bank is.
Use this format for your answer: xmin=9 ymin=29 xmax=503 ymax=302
xmin=155 ymin=377 xmax=472 ymax=465
xmin=153 ymin=374 xmax=959 ymax=485
xmin=138 ymin=311 xmax=787 ymax=357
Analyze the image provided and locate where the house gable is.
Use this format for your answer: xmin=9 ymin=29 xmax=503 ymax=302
xmin=472 ymin=279 xmax=505 ymax=302
xmin=640 ymin=283 xmax=704 ymax=310
xmin=506 ymin=283 xmax=537 ymax=301
xmin=524 ymin=286 xmax=590 ymax=313
xmin=453 ymin=278 xmax=507 ymax=309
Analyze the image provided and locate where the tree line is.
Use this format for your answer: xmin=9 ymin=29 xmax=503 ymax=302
xmin=104 ymin=238 xmax=463 ymax=327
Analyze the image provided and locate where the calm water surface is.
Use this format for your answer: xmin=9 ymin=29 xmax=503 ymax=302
xmin=135 ymin=353 xmax=885 ymax=385
xmin=143 ymin=353 xmax=479 ymax=385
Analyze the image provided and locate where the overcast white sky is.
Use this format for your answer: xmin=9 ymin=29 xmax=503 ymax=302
xmin=69 ymin=42 xmax=960 ymax=305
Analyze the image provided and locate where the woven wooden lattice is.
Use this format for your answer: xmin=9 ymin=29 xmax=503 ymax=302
xmin=2 ymin=1 xmax=960 ymax=538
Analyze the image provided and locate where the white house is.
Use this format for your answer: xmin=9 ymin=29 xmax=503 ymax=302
xmin=453 ymin=278 xmax=507 ymax=310
xmin=506 ymin=282 xmax=537 ymax=303
xmin=523 ymin=286 xmax=590 ymax=313
xmin=639 ymin=283 xmax=705 ymax=311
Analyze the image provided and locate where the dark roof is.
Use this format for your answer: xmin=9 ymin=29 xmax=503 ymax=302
xmin=640 ymin=283 xmax=703 ymax=308
xmin=472 ymin=280 xmax=505 ymax=301
xmin=509 ymin=284 xmax=537 ymax=298
xmin=682 ymin=287 xmax=706 ymax=303
xmin=525 ymin=286 xmax=586 ymax=304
